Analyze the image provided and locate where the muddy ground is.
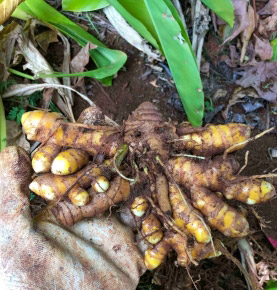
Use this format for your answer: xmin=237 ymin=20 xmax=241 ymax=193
xmin=29 ymin=13 xmax=277 ymax=290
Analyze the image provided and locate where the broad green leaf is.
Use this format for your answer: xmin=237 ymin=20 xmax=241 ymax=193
xmin=0 ymin=97 xmax=6 ymax=152
xmin=13 ymin=0 xmax=127 ymax=85
xmin=62 ymin=0 xmax=109 ymax=12
xmin=107 ymin=0 xmax=160 ymax=50
xmin=145 ymin=0 xmax=204 ymax=126
xmin=271 ymin=38 xmax=277 ymax=61
xmin=201 ymin=0 xmax=234 ymax=27
xmin=264 ymin=280 xmax=277 ymax=290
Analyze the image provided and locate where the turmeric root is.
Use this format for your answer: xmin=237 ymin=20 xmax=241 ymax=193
xmin=22 ymin=110 xmax=119 ymax=157
xmin=169 ymin=183 xmax=211 ymax=243
xmin=51 ymin=149 xmax=89 ymax=175
xmin=29 ymin=165 xmax=102 ymax=201
xmin=189 ymin=240 xmax=221 ymax=260
xmin=144 ymin=236 xmax=171 ymax=270
xmin=222 ymin=178 xmax=276 ymax=205
xmin=32 ymin=144 xmax=61 ymax=173
xmin=91 ymin=176 xmax=110 ymax=192
xmin=131 ymin=196 xmax=148 ymax=217
xmin=166 ymin=232 xmax=188 ymax=267
xmin=156 ymin=174 xmax=172 ymax=215
xmin=174 ymin=123 xmax=251 ymax=156
xmin=142 ymin=214 xmax=163 ymax=244
xmin=68 ymin=186 xmax=89 ymax=207
xmin=169 ymin=156 xmax=239 ymax=191
xmin=191 ymin=186 xmax=249 ymax=237
xmin=51 ymin=176 xmax=130 ymax=226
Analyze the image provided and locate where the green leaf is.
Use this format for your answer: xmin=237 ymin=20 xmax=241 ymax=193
xmin=62 ymin=0 xmax=109 ymax=12
xmin=13 ymin=0 xmax=127 ymax=85
xmin=264 ymin=280 xmax=277 ymax=290
xmin=271 ymin=38 xmax=277 ymax=61
xmin=107 ymin=0 xmax=161 ymax=50
xmin=201 ymin=0 xmax=234 ymax=27
xmin=0 ymin=97 xmax=6 ymax=152
xmin=7 ymin=106 xmax=26 ymax=124
xmin=144 ymin=0 xmax=204 ymax=126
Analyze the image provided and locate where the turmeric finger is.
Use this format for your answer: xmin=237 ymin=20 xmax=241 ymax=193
xmin=51 ymin=149 xmax=89 ymax=175
xmin=223 ymin=178 xmax=276 ymax=205
xmin=169 ymin=156 xmax=238 ymax=191
xmin=156 ymin=174 xmax=172 ymax=215
xmin=189 ymin=241 xmax=221 ymax=261
xmin=191 ymin=186 xmax=249 ymax=237
xmin=131 ymin=196 xmax=148 ymax=217
xmin=174 ymin=123 xmax=251 ymax=156
xmin=169 ymin=183 xmax=211 ymax=243
xmin=166 ymin=232 xmax=188 ymax=267
xmin=91 ymin=176 xmax=110 ymax=193
xmin=29 ymin=165 xmax=102 ymax=201
xmin=22 ymin=110 xmax=119 ymax=157
xmin=51 ymin=176 xmax=130 ymax=226
xmin=144 ymin=236 xmax=171 ymax=270
xmin=32 ymin=144 xmax=61 ymax=173
xmin=68 ymin=186 xmax=89 ymax=207
xmin=142 ymin=214 xmax=163 ymax=244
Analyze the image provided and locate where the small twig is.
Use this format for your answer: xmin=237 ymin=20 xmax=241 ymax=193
xmin=112 ymin=148 xmax=135 ymax=182
xmin=216 ymin=239 xmax=261 ymax=290
xmin=171 ymin=153 xmax=205 ymax=160
xmin=223 ymin=127 xmax=275 ymax=160
xmin=238 ymin=151 xmax=249 ymax=175
xmin=250 ymin=174 xmax=277 ymax=179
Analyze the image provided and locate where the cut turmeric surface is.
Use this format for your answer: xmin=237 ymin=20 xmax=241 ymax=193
xmin=174 ymin=123 xmax=251 ymax=156
xmin=169 ymin=183 xmax=211 ymax=243
xmin=22 ymin=110 xmax=119 ymax=157
xmin=191 ymin=186 xmax=249 ymax=237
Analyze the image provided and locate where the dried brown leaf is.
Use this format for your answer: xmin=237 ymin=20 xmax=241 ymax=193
xmin=254 ymin=35 xmax=273 ymax=61
xmin=35 ymin=30 xmax=59 ymax=53
xmin=223 ymin=0 xmax=250 ymax=44
xmin=0 ymin=0 xmax=24 ymax=25
xmin=236 ymin=62 xmax=277 ymax=103
xmin=240 ymin=5 xmax=256 ymax=63
xmin=258 ymin=0 xmax=277 ymax=16
xmin=222 ymin=87 xmax=258 ymax=120
xmin=258 ymin=12 xmax=277 ymax=39
xmin=70 ymin=42 xmax=97 ymax=87
xmin=6 ymin=120 xmax=30 ymax=152
xmin=0 ymin=22 xmax=21 ymax=81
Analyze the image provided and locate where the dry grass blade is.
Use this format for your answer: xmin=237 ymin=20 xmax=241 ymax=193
xmin=0 ymin=0 xmax=24 ymax=25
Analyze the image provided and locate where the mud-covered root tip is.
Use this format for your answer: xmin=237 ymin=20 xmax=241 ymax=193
xmin=142 ymin=214 xmax=163 ymax=244
xmin=131 ymin=196 xmax=148 ymax=217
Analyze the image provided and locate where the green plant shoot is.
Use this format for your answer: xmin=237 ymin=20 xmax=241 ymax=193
xmin=13 ymin=0 xmax=127 ymax=85
xmin=62 ymin=0 xmax=109 ymax=12
xmin=0 ymin=97 xmax=6 ymax=152
xmin=144 ymin=0 xmax=204 ymax=126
